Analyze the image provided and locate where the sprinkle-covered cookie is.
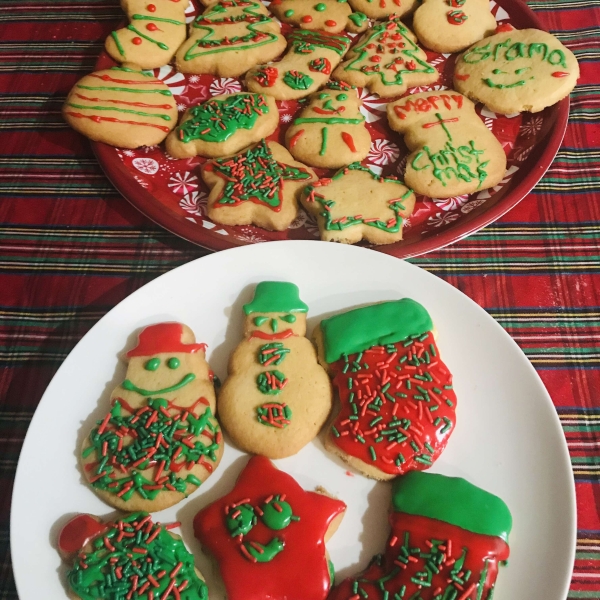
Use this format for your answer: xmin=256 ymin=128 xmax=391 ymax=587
xmin=347 ymin=0 xmax=418 ymax=22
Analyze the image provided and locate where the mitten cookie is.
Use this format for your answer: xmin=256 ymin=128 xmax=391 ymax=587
xmin=105 ymin=0 xmax=188 ymax=69
xmin=193 ymin=455 xmax=346 ymax=600
xmin=329 ymin=472 xmax=512 ymax=600
xmin=63 ymin=66 xmax=177 ymax=148
xmin=165 ymin=93 xmax=278 ymax=158
xmin=176 ymin=0 xmax=287 ymax=77
xmin=58 ymin=512 xmax=209 ymax=600
xmin=347 ymin=0 xmax=418 ymax=22
xmin=218 ymin=282 xmax=332 ymax=459
xmin=285 ymin=82 xmax=370 ymax=169
xmin=387 ymin=90 xmax=506 ymax=198
xmin=332 ymin=17 xmax=439 ymax=98
xmin=202 ymin=140 xmax=316 ymax=230
xmin=246 ymin=30 xmax=351 ymax=101
xmin=301 ymin=164 xmax=415 ymax=245
xmin=81 ymin=322 xmax=223 ymax=511
xmin=454 ymin=28 xmax=579 ymax=114
xmin=314 ymin=299 xmax=457 ymax=480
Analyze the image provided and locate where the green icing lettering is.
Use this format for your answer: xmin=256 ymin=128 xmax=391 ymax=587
xmin=528 ymin=42 xmax=548 ymax=60
xmin=122 ymin=373 xmax=195 ymax=396
xmin=244 ymin=281 xmax=308 ymax=314
xmin=505 ymin=42 xmax=526 ymax=60
xmin=242 ymin=538 xmax=284 ymax=562
xmin=548 ymin=48 xmax=568 ymax=67
xmin=462 ymin=42 xmax=491 ymax=63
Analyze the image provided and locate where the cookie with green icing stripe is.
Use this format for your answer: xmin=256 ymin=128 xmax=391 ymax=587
xmin=347 ymin=0 xmax=418 ymax=21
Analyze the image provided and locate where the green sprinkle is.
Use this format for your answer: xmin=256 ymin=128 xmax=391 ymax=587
xmin=332 ymin=426 xmax=340 ymax=437
xmin=369 ymin=446 xmax=377 ymax=461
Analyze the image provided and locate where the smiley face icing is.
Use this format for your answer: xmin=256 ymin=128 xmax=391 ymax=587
xmin=454 ymin=28 xmax=579 ymax=114
xmin=346 ymin=0 xmax=418 ymax=22
xmin=81 ymin=322 xmax=224 ymax=512
xmin=218 ymin=282 xmax=332 ymax=459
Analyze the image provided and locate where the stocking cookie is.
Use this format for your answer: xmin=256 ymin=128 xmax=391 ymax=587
xmin=193 ymin=455 xmax=346 ymax=600
xmin=314 ymin=299 xmax=457 ymax=480
xmin=329 ymin=472 xmax=512 ymax=600
xmin=218 ymin=282 xmax=331 ymax=458
xmin=413 ymin=0 xmax=496 ymax=54
xmin=81 ymin=322 xmax=223 ymax=511
xmin=454 ymin=28 xmax=579 ymax=114
xmin=246 ymin=30 xmax=351 ymax=101
xmin=63 ymin=66 xmax=177 ymax=148
xmin=176 ymin=0 xmax=287 ymax=77
xmin=332 ymin=17 xmax=439 ymax=98
xmin=285 ymin=82 xmax=370 ymax=169
xmin=347 ymin=0 xmax=418 ymax=22
xmin=105 ymin=0 xmax=188 ymax=69
xmin=58 ymin=512 xmax=209 ymax=600
xmin=301 ymin=164 xmax=415 ymax=245
xmin=387 ymin=90 xmax=506 ymax=198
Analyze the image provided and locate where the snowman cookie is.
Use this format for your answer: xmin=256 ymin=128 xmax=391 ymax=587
xmin=81 ymin=322 xmax=223 ymax=512
xmin=58 ymin=512 xmax=209 ymax=600
xmin=218 ymin=282 xmax=332 ymax=459
xmin=347 ymin=0 xmax=418 ymax=22
xmin=454 ymin=28 xmax=579 ymax=114
xmin=246 ymin=30 xmax=351 ymax=101
xmin=387 ymin=90 xmax=506 ymax=198
xmin=285 ymin=82 xmax=370 ymax=169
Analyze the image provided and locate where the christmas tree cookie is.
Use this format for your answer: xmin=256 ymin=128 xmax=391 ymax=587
xmin=80 ymin=322 xmax=223 ymax=512
xmin=333 ymin=17 xmax=439 ymax=98
xmin=105 ymin=0 xmax=188 ymax=70
xmin=301 ymin=164 xmax=415 ymax=245
xmin=176 ymin=0 xmax=287 ymax=77
xmin=387 ymin=91 xmax=506 ymax=198
xmin=314 ymin=299 xmax=457 ymax=480
xmin=347 ymin=0 xmax=418 ymax=22
xmin=218 ymin=282 xmax=332 ymax=458
xmin=246 ymin=30 xmax=351 ymax=101
xmin=329 ymin=472 xmax=512 ymax=600
xmin=194 ymin=455 xmax=346 ymax=600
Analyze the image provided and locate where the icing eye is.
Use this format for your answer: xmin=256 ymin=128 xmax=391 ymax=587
xmin=314 ymin=2 xmax=326 ymax=9
xmin=318 ymin=93 xmax=329 ymax=99
xmin=145 ymin=358 xmax=160 ymax=371
xmin=336 ymin=93 xmax=348 ymax=101
xmin=280 ymin=314 xmax=296 ymax=323
xmin=254 ymin=316 xmax=269 ymax=326
xmin=261 ymin=495 xmax=300 ymax=530
xmin=226 ymin=503 xmax=257 ymax=537
xmin=167 ymin=357 xmax=180 ymax=369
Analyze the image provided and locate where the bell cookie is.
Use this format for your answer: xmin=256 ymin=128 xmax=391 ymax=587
xmin=347 ymin=0 xmax=418 ymax=22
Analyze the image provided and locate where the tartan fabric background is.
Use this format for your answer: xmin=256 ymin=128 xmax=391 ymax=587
xmin=0 ymin=0 xmax=599 ymax=597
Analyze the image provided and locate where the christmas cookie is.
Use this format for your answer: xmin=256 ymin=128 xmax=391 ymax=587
xmin=105 ymin=0 xmax=188 ymax=69
xmin=193 ymin=455 xmax=346 ymax=600
xmin=269 ymin=0 xmax=368 ymax=35
xmin=202 ymin=140 xmax=316 ymax=230
xmin=329 ymin=472 xmax=512 ymax=600
xmin=413 ymin=0 xmax=497 ymax=54
xmin=176 ymin=0 xmax=287 ymax=77
xmin=81 ymin=322 xmax=223 ymax=512
xmin=301 ymin=164 xmax=415 ymax=245
xmin=387 ymin=90 xmax=506 ymax=198
xmin=285 ymin=82 xmax=370 ymax=169
xmin=454 ymin=28 xmax=579 ymax=114
xmin=218 ymin=282 xmax=332 ymax=458
xmin=332 ymin=17 xmax=439 ymax=98
xmin=165 ymin=93 xmax=278 ymax=159
xmin=314 ymin=299 xmax=457 ymax=480
xmin=63 ymin=66 xmax=178 ymax=148
xmin=58 ymin=512 xmax=209 ymax=600
xmin=246 ymin=30 xmax=351 ymax=101
xmin=347 ymin=0 xmax=418 ymax=22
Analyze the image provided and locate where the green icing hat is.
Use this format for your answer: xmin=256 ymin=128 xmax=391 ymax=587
xmin=392 ymin=472 xmax=513 ymax=542
xmin=243 ymin=282 xmax=309 ymax=315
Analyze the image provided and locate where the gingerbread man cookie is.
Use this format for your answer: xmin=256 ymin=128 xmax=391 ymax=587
xmin=347 ymin=0 xmax=418 ymax=22
xmin=387 ymin=90 xmax=506 ymax=198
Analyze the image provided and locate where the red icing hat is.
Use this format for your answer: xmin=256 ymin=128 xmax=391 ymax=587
xmin=126 ymin=322 xmax=207 ymax=357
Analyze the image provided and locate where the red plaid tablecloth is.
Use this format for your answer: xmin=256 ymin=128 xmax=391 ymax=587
xmin=1 ymin=0 xmax=599 ymax=597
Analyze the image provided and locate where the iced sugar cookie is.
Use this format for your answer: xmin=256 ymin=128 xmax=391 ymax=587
xmin=347 ymin=0 xmax=418 ymax=22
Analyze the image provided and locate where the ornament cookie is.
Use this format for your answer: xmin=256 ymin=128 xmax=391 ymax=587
xmin=218 ymin=282 xmax=332 ymax=458
xmin=314 ymin=299 xmax=457 ymax=480
xmin=165 ymin=93 xmax=278 ymax=159
xmin=329 ymin=472 xmax=512 ymax=600
xmin=301 ymin=164 xmax=415 ymax=245
xmin=246 ymin=31 xmax=351 ymax=101
xmin=387 ymin=90 xmax=506 ymax=198
xmin=105 ymin=0 xmax=188 ymax=69
xmin=285 ymin=82 xmax=370 ymax=169
xmin=194 ymin=455 xmax=346 ymax=600
xmin=176 ymin=0 xmax=287 ymax=77
xmin=58 ymin=512 xmax=209 ymax=600
xmin=63 ymin=66 xmax=177 ymax=148
xmin=202 ymin=140 xmax=315 ymax=230
xmin=454 ymin=28 xmax=579 ymax=114
xmin=332 ymin=17 xmax=439 ymax=98
xmin=347 ymin=0 xmax=417 ymax=22
xmin=81 ymin=322 xmax=223 ymax=512
xmin=413 ymin=0 xmax=496 ymax=54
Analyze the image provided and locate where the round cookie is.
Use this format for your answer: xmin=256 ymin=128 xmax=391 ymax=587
xmin=347 ymin=0 xmax=418 ymax=22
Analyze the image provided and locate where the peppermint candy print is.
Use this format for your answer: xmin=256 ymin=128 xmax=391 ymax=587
xmin=461 ymin=198 xmax=488 ymax=214
xmin=431 ymin=194 xmax=469 ymax=212
xmin=180 ymin=190 xmax=208 ymax=216
xmin=185 ymin=0 xmax=198 ymax=23
xmin=475 ymin=166 xmax=520 ymax=200
xmin=209 ymin=78 xmax=242 ymax=95
xmin=359 ymin=89 xmax=387 ymax=123
xmin=168 ymin=172 xmax=198 ymax=195
xmin=521 ymin=115 xmax=544 ymax=137
xmin=427 ymin=211 xmax=460 ymax=228
xmin=132 ymin=157 xmax=159 ymax=175
xmin=280 ymin=113 xmax=293 ymax=124
xmin=368 ymin=139 xmax=399 ymax=166
xmin=150 ymin=66 xmax=187 ymax=97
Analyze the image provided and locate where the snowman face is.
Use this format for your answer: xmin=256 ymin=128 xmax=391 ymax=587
xmin=308 ymin=89 xmax=359 ymax=117
xmin=245 ymin=311 xmax=307 ymax=338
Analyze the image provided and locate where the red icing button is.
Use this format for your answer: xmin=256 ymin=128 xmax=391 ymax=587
xmin=132 ymin=37 xmax=142 ymax=45
xmin=146 ymin=23 xmax=159 ymax=31
xmin=147 ymin=3 xmax=156 ymax=11
xmin=301 ymin=15 xmax=313 ymax=22
xmin=370 ymin=55 xmax=381 ymax=63
xmin=495 ymin=23 xmax=514 ymax=33
xmin=58 ymin=515 xmax=107 ymax=555
xmin=325 ymin=19 xmax=337 ymax=26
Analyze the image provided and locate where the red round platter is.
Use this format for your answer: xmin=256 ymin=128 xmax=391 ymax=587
xmin=91 ymin=0 xmax=569 ymax=258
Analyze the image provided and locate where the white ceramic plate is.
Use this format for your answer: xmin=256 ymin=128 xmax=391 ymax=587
xmin=11 ymin=241 xmax=575 ymax=600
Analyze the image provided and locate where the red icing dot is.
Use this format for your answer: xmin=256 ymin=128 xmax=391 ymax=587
xmin=367 ymin=43 xmax=376 ymax=49
xmin=392 ymin=33 xmax=402 ymax=40
xmin=370 ymin=55 xmax=381 ymax=63
xmin=552 ymin=71 xmax=569 ymax=78
xmin=325 ymin=19 xmax=337 ymax=26
xmin=301 ymin=15 xmax=313 ymax=22
xmin=147 ymin=3 xmax=156 ymax=11
xmin=146 ymin=23 xmax=159 ymax=30
xmin=132 ymin=37 xmax=143 ymax=45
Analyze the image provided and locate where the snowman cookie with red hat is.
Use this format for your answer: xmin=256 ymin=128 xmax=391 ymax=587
xmin=80 ymin=322 xmax=224 ymax=512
